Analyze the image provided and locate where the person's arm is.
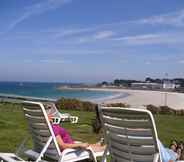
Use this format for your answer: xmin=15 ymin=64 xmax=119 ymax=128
xmin=55 ymin=135 xmax=89 ymax=150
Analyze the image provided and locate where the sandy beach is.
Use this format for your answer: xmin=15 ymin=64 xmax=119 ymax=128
xmin=87 ymin=88 xmax=184 ymax=110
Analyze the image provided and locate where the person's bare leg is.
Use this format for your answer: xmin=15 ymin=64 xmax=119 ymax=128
xmin=89 ymin=143 xmax=106 ymax=152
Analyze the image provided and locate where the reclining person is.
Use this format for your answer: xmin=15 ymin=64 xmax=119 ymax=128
xmin=48 ymin=114 xmax=105 ymax=152
xmin=158 ymin=140 xmax=180 ymax=162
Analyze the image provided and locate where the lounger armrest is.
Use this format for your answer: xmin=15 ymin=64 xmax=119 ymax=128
xmin=61 ymin=148 xmax=94 ymax=156
xmin=101 ymin=146 xmax=108 ymax=162
xmin=61 ymin=148 xmax=77 ymax=156
xmin=60 ymin=147 xmax=98 ymax=162
xmin=74 ymin=141 xmax=82 ymax=144
xmin=58 ymin=148 xmax=77 ymax=162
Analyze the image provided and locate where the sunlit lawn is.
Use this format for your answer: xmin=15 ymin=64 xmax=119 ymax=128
xmin=0 ymin=102 xmax=184 ymax=153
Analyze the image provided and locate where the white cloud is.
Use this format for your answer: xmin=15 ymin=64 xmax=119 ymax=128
xmin=93 ymin=31 xmax=114 ymax=39
xmin=5 ymin=7 xmax=184 ymax=47
xmin=23 ymin=59 xmax=33 ymax=63
xmin=36 ymin=48 xmax=115 ymax=56
xmin=178 ymin=60 xmax=184 ymax=64
xmin=71 ymin=30 xmax=115 ymax=44
xmin=112 ymin=32 xmax=184 ymax=45
xmin=145 ymin=61 xmax=151 ymax=65
xmin=114 ymin=34 xmax=159 ymax=41
xmin=23 ymin=58 xmax=71 ymax=64
xmin=51 ymin=9 xmax=184 ymax=41
xmin=40 ymin=59 xmax=71 ymax=64
xmin=53 ymin=27 xmax=95 ymax=38
xmin=138 ymin=9 xmax=184 ymax=27
xmin=8 ymin=0 xmax=73 ymax=31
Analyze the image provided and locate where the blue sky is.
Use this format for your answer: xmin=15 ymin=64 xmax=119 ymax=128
xmin=1 ymin=0 xmax=184 ymax=82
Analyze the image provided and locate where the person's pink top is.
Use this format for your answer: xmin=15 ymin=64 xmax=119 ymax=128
xmin=51 ymin=124 xmax=74 ymax=144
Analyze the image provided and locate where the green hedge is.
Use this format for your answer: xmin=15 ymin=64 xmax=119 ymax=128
xmin=104 ymin=103 xmax=130 ymax=107
xmin=55 ymin=98 xmax=184 ymax=116
xmin=56 ymin=97 xmax=97 ymax=112
xmin=147 ymin=104 xmax=184 ymax=116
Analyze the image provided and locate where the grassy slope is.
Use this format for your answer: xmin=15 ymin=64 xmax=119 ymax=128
xmin=0 ymin=103 xmax=183 ymax=152
xmin=155 ymin=115 xmax=184 ymax=144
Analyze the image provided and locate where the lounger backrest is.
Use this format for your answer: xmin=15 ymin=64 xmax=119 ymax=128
xmin=23 ymin=101 xmax=61 ymax=160
xmin=99 ymin=106 xmax=161 ymax=162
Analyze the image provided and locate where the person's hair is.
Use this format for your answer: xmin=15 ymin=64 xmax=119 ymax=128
xmin=170 ymin=139 xmax=178 ymax=146
xmin=169 ymin=143 xmax=177 ymax=150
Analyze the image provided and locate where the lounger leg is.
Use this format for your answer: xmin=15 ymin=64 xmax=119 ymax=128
xmin=87 ymin=147 xmax=98 ymax=162
xmin=15 ymin=136 xmax=30 ymax=156
xmin=101 ymin=147 xmax=108 ymax=162
xmin=35 ymin=136 xmax=53 ymax=162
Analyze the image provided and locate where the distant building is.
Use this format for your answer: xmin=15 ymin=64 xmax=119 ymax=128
xmin=101 ymin=84 xmax=107 ymax=88
xmin=131 ymin=82 xmax=162 ymax=90
xmin=163 ymin=80 xmax=180 ymax=89
xmin=101 ymin=85 xmax=117 ymax=88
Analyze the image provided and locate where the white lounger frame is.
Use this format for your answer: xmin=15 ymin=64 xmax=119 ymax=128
xmin=99 ymin=106 xmax=161 ymax=162
xmin=22 ymin=101 xmax=102 ymax=162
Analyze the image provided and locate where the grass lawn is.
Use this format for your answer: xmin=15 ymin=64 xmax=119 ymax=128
xmin=0 ymin=102 xmax=184 ymax=153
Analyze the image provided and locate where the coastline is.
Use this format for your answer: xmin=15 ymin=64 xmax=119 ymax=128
xmin=57 ymin=86 xmax=129 ymax=103
xmin=89 ymin=92 xmax=129 ymax=103
xmin=71 ymin=87 xmax=184 ymax=110
xmin=1 ymin=83 xmax=184 ymax=110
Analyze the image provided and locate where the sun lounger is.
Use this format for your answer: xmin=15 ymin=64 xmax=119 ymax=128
xmin=45 ymin=102 xmax=79 ymax=124
xmin=98 ymin=106 xmax=184 ymax=162
xmin=0 ymin=101 xmax=103 ymax=162
xmin=20 ymin=101 xmax=104 ymax=162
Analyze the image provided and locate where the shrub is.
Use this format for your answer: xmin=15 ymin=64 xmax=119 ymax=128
xmin=56 ymin=97 xmax=96 ymax=111
xmin=146 ymin=105 xmax=161 ymax=114
xmin=159 ymin=106 xmax=176 ymax=115
xmin=82 ymin=101 xmax=96 ymax=111
xmin=146 ymin=105 xmax=184 ymax=116
xmin=105 ymin=103 xmax=130 ymax=107
xmin=175 ymin=109 xmax=182 ymax=116
xmin=174 ymin=109 xmax=184 ymax=116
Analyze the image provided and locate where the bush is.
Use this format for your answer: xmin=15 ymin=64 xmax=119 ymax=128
xmin=146 ymin=105 xmax=161 ymax=114
xmin=105 ymin=103 xmax=130 ymax=107
xmin=175 ymin=109 xmax=184 ymax=116
xmin=159 ymin=106 xmax=176 ymax=115
xmin=82 ymin=101 xmax=96 ymax=111
xmin=146 ymin=105 xmax=184 ymax=116
xmin=56 ymin=97 xmax=96 ymax=111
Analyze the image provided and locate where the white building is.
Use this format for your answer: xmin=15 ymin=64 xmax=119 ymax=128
xmin=163 ymin=81 xmax=180 ymax=89
xmin=131 ymin=82 xmax=162 ymax=89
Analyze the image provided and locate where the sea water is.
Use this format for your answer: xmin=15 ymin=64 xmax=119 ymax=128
xmin=0 ymin=82 xmax=127 ymax=102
